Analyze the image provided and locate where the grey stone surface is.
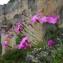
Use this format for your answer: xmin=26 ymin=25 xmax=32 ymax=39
xmin=0 ymin=0 xmax=63 ymax=44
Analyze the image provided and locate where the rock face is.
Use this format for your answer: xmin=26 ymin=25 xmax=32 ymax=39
xmin=0 ymin=0 xmax=63 ymax=45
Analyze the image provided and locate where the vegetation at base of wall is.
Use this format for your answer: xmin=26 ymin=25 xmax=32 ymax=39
xmin=0 ymin=41 xmax=63 ymax=63
xmin=2 ymin=49 xmax=28 ymax=63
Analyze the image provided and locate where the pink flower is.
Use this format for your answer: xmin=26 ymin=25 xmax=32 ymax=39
xmin=2 ymin=41 xmax=8 ymax=48
xmin=14 ymin=22 xmax=24 ymax=34
xmin=48 ymin=39 xmax=56 ymax=47
xmin=31 ymin=15 xmax=40 ymax=23
xmin=17 ymin=36 xmax=31 ymax=49
xmin=39 ymin=16 xmax=48 ymax=23
xmin=31 ymin=15 xmax=48 ymax=24
xmin=31 ymin=14 xmax=59 ymax=24
xmin=47 ymin=16 xmax=59 ymax=24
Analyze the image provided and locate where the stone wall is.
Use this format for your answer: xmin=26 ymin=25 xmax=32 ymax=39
xmin=0 ymin=0 xmax=63 ymax=45
xmin=6 ymin=0 xmax=43 ymax=45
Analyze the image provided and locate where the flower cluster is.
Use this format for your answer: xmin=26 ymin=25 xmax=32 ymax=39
xmin=17 ymin=36 xmax=31 ymax=49
xmin=14 ymin=22 xmax=24 ymax=34
xmin=15 ymin=21 xmax=31 ymax=49
xmin=31 ymin=15 xmax=59 ymax=24
xmin=2 ymin=34 xmax=11 ymax=48
xmin=31 ymin=13 xmax=60 ymax=48
xmin=2 ymin=41 xmax=8 ymax=48
xmin=48 ymin=39 xmax=56 ymax=47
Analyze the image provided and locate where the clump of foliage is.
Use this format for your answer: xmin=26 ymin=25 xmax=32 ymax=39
xmin=2 ymin=49 xmax=28 ymax=63
xmin=26 ymin=14 xmax=63 ymax=63
xmin=16 ymin=32 xmax=23 ymax=44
